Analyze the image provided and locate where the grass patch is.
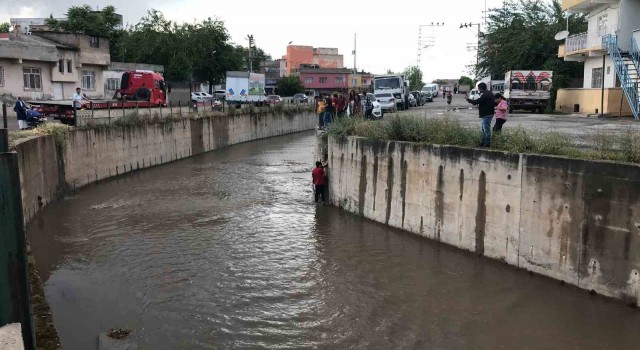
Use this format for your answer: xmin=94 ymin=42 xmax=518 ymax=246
xmin=326 ymin=115 xmax=640 ymax=164
xmin=9 ymin=124 xmax=70 ymax=149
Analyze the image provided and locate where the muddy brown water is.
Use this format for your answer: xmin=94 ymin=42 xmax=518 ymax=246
xmin=27 ymin=131 xmax=640 ymax=349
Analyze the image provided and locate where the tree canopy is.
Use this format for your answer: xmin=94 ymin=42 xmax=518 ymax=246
xmin=0 ymin=22 xmax=10 ymax=32
xmin=277 ymin=75 xmax=304 ymax=96
xmin=459 ymin=76 xmax=473 ymax=86
xmin=404 ymin=66 xmax=424 ymax=91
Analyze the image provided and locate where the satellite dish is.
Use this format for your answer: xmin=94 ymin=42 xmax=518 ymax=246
xmin=554 ymin=30 xmax=570 ymax=40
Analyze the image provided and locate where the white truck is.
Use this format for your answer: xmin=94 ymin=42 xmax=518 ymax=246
xmin=373 ymin=74 xmax=410 ymax=111
xmin=225 ymin=71 xmax=267 ymax=106
xmin=503 ymin=70 xmax=553 ymax=113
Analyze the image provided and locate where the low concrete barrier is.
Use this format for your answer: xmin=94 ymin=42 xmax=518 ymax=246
xmin=327 ymin=136 xmax=640 ymax=306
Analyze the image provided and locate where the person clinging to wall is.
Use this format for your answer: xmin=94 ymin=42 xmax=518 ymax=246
xmin=312 ymin=161 xmax=327 ymax=203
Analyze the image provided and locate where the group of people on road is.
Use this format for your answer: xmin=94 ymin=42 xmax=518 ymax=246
xmin=315 ymin=90 xmax=376 ymax=130
xmin=466 ymin=82 xmax=508 ymax=147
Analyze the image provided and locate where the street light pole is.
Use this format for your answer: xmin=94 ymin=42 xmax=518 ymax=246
xmin=460 ymin=22 xmax=482 ymax=79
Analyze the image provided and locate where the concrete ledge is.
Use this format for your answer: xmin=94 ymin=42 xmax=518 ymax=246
xmin=0 ymin=324 xmax=24 ymax=350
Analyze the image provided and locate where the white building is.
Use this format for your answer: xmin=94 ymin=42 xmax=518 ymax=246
xmin=557 ymin=0 xmax=640 ymax=116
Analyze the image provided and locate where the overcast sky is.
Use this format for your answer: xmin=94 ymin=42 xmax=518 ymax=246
xmin=0 ymin=0 xmax=507 ymax=81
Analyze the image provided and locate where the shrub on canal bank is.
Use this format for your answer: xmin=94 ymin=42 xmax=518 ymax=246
xmin=325 ymin=115 xmax=640 ymax=164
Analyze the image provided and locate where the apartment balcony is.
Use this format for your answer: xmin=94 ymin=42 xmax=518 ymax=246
xmin=561 ymin=26 xmax=617 ymax=60
xmin=562 ymin=0 xmax=618 ymax=14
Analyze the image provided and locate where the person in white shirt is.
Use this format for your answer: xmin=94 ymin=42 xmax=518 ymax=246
xmin=72 ymin=87 xmax=89 ymax=109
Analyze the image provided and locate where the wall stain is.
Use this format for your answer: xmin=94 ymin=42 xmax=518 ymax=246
xmin=435 ymin=165 xmax=444 ymax=241
xmin=459 ymin=169 xmax=464 ymax=201
xmin=475 ymin=171 xmax=487 ymax=255
xmin=358 ymin=153 xmax=368 ymax=216
xmin=400 ymin=147 xmax=407 ymax=228
xmin=372 ymin=155 xmax=379 ymax=211
xmin=384 ymin=143 xmax=396 ymax=225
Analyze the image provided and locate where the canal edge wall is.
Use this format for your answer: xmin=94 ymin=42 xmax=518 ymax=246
xmin=327 ymin=135 xmax=640 ymax=306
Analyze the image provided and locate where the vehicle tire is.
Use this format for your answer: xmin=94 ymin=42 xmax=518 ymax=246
xmin=135 ymin=88 xmax=151 ymax=101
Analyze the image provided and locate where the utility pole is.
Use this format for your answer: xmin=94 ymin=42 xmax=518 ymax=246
xmin=247 ymin=34 xmax=255 ymax=73
xmin=460 ymin=22 xmax=482 ymax=79
xmin=352 ymin=33 xmax=357 ymax=89
xmin=417 ymin=23 xmax=443 ymax=68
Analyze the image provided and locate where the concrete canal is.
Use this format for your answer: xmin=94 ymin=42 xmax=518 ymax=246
xmin=27 ymin=131 xmax=640 ymax=349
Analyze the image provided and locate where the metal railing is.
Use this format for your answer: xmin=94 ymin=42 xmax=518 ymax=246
xmin=603 ymin=34 xmax=639 ymax=119
xmin=566 ymin=32 xmax=587 ymax=53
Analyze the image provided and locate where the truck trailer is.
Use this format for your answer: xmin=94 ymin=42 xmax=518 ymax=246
xmin=225 ymin=71 xmax=267 ymax=106
xmin=503 ymin=70 xmax=553 ymax=113
xmin=29 ymin=70 xmax=167 ymax=125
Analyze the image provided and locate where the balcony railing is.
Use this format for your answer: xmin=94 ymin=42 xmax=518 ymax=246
xmin=565 ymin=26 xmax=617 ymax=55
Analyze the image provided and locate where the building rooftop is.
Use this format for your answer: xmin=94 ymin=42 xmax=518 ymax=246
xmin=296 ymin=67 xmax=354 ymax=74
xmin=0 ymin=33 xmax=73 ymax=61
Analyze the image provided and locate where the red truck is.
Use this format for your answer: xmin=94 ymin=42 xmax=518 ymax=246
xmin=30 ymin=70 xmax=167 ymax=125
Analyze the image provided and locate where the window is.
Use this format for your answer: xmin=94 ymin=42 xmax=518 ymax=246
xmin=23 ymin=68 xmax=41 ymax=90
xmin=89 ymin=36 xmax=100 ymax=48
xmin=0 ymin=66 xmax=4 ymax=86
xmin=304 ymin=77 xmax=313 ymax=84
xmin=336 ymin=77 xmax=344 ymax=84
xmin=319 ymin=77 xmax=327 ymax=83
xmin=82 ymin=70 xmax=96 ymax=90
xmin=591 ymin=67 xmax=603 ymax=88
xmin=67 ymin=60 xmax=73 ymax=73
xmin=106 ymin=78 xmax=120 ymax=90
xmin=58 ymin=59 xmax=64 ymax=73
xmin=362 ymin=79 xmax=368 ymax=85
xmin=606 ymin=66 xmax=610 ymax=75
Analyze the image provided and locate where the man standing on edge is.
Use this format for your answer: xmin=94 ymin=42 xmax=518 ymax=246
xmin=466 ymin=82 xmax=495 ymax=147
xmin=72 ymin=87 xmax=89 ymax=110
xmin=312 ymin=161 xmax=327 ymax=203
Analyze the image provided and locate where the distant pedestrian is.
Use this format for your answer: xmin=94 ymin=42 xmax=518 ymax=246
xmin=335 ymin=93 xmax=347 ymax=118
xmin=493 ymin=93 xmax=508 ymax=133
xmin=72 ymin=87 xmax=89 ymax=110
xmin=362 ymin=91 xmax=374 ymax=119
xmin=312 ymin=161 xmax=327 ymax=203
xmin=14 ymin=96 xmax=27 ymax=130
xmin=466 ymin=82 xmax=495 ymax=147
xmin=324 ymin=95 xmax=334 ymax=128
xmin=316 ymin=96 xmax=326 ymax=129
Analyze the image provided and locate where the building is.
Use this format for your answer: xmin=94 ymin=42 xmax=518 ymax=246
xmin=104 ymin=62 xmax=164 ymax=98
xmin=0 ymin=31 xmax=110 ymax=101
xmin=557 ymin=0 xmax=640 ymax=116
xmin=9 ymin=17 xmax=65 ymax=34
xmin=297 ymin=67 xmax=352 ymax=94
xmin=281 ymin=45 xmax=344 ymax=77
xmin=348 ymin=71 xmax=373 ymax=91
xmin=262 ymin=59 xmax=281 ymax=94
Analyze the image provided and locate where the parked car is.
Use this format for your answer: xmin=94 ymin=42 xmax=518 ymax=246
xmin=374 ymin=93 xmax=397 ymax=113
xmin=293 ymin=93 xmax=309 ymax=103
xmin=214 ymin=90 xmax=227 ymax=100
xmin=191 ymin=92 xmax=213 ymax=102
xmin=359 ymin=94 xmax=383 ymax=118
xmin=423 ymin=90 xmax=434 ymax=102
xmin=266 ymin=95 xmax=283 ymax=105
xmin=408 ymin=93 xmax=417 ymax=107
xmin=410 ymin=91 xmax=425 ymax=106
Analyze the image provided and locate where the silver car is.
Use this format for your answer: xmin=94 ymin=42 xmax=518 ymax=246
xmin=375 ymin=93 xmax=397 ymax=112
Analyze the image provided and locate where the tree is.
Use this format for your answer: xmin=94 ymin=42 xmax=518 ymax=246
xmin=404 ymin=66 xmax=424 ymax=90
xmin=479 ymin=0 xmax=587 ymax=110
xmin=432 ymin=79 xmax=449 ymax=85
xmin=459 ymin=76 xmax=473 ymax=87
xmin=0 ymin=22 xmax=10 ymax=32
xmin=277 ymin=75 xmax=303 ymax=96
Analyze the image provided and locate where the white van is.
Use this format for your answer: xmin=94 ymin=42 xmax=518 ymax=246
xmin=421 ymin=83 xmax=439 ymax=98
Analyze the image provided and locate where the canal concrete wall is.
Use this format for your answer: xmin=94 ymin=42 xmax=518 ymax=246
xmin=328 ymin=136 xmax=640 ymax=306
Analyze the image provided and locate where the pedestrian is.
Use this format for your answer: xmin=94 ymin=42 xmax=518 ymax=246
xmin=466 ymin=82 xmax=495 ymax=147
xmin=312 ymin=161 xmax=327 ymax=203
xmin=493 ymin=93 xmax=508 ymax=133
xmin=316 ymin=96 xmax=326 ymax=129
xmin=72 ymin=87 xmax=89 ymax=110
xmin=362 ymin=91 xmax=374 ymax=119
xmin=14 ymin=96 xmax=27 ymax=130
xmin=335 ymin=93 xmax=346 ymax=118
xmin=324 ymin=95 xmax=334 ymax=128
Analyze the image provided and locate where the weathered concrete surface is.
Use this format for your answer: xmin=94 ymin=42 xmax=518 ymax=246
xmin=98 ymin=333 xmax=137 ymax=350
xmin=328 ymin=136 xmax=640 ymax=306
xmin=0 ymin=323 xmax=24 ymax=350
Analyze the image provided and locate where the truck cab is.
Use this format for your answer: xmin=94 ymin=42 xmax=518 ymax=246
xmin=114 ymin=70 xmax=167 ymax=106
xmin=373 ymin=74 xmax=410 ymax=111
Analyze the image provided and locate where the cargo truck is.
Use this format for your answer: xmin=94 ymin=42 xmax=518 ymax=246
xmin=503 ymin=70 xmax=553 ymax=113
xmin=373 ymin=74 xmax=410 ymax=111
xmin=225 ymin=71 xmax=267 ymax=106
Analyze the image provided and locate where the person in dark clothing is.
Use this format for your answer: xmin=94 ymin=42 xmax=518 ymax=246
xmin=362 ymin=91 xmax=374 ymax=119
xmin=323 ymin=96 xmax=334 ymax=128
xmin=14 ymin=96 xmax=28 ymax=130
xmin=312 ymin=161 xmax=327 ymax=203
xmin=466 ymin=82 xmax=495 ymax=147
